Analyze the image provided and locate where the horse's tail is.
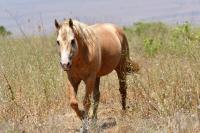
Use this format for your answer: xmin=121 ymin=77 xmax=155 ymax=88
xmin=122 ymin=33 xmax=140 ymax=73
xmin=116 ymin=26 xmax=140 ymax=74
xmin=126 ymin=59 xmax=140 ymax=73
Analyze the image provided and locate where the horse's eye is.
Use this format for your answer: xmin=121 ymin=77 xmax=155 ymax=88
xmin=71 ymin=39 xmax=75 ymax=46
xmin=56 ymin=41 xmax=60 ymax=46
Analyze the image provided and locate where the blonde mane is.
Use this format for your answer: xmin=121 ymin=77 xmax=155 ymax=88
xmin=63 ymin=19 xmax=97 ymax=47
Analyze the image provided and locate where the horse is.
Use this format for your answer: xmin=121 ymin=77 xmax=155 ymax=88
xmin=54 ymin=18 xmax=139 ymax=131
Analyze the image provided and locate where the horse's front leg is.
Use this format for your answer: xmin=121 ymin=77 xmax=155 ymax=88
xmin=81 ymin=75 xmax=96 ymax=131
xmin=67 ymin=77 xmax=83 ymax=120
xmin=83 ymin=75 xmax=96 ymax=116
xmin=92 ymin=77 xmax=100 ymax=120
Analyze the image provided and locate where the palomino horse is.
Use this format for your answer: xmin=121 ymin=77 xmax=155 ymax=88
xmin=54 ymin=18 xmax=139 ymax=131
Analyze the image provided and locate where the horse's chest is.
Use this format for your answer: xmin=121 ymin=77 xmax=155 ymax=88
xmin=68 ymin=64 xmax=90 ymax=80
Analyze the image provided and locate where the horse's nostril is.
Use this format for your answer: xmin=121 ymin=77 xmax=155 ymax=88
xmin=60 ymin=62 xmax=71 ymax=70
xmin=67 ymin=62 xmax=70 ymax=67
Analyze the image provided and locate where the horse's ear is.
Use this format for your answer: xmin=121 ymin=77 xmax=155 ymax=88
xmin=69 ymin=18 xmax=73 ymax=28
xmin=55 ymin=19 xmax=60 ymax=29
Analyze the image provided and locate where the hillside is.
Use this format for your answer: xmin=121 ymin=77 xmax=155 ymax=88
xmin=2 ymin=0 xmax=200 ymax=34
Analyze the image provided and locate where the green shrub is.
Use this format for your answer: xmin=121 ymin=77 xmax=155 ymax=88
xmin=143 ymin=38 xmax=161 ymax=57
xmin=134 ymin=22 xmax=168 ymax=37
xmin=0 ymin=26 xmax=11 ymax=36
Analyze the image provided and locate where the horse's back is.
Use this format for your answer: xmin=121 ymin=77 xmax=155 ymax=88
xmin=90 ymin=23 xmax=126 ymax=76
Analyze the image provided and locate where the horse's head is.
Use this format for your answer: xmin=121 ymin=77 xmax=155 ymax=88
xmin=55 ymin=19 xmax=78 ymax=71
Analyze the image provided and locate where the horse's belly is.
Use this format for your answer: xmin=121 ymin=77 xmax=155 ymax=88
xmin=93 ymin=24 xmax=122 ymax=77
xmin=96 ymin=37 xmax=121 ymax=76
xmin=97 ymin=56 xmax=120 ymax=76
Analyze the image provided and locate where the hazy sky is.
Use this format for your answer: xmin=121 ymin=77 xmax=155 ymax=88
xmin=1 ymin=0 xmax=200 ymax=35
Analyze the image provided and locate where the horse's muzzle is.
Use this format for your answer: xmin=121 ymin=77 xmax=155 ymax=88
xmin=60 ymin=62 xmax=71 ymax=71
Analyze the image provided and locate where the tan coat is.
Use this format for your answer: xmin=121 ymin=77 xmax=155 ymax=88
xmin=55 ymin=19 xmax=139 ymax=124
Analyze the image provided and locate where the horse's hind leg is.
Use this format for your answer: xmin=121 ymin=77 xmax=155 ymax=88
xmin=92 ymin=77 xmax=100 ymax=119
xmin=115 ymin=63 xmax=127 ymax=110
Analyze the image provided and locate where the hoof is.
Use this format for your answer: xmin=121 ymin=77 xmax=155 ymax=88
xmin=80 ymin=116 xmax=89 ymax=133
xmin=91 ymin=117 xmax=97 ymax=126
xmin=79 ymin=127 xmax=88 ymax=133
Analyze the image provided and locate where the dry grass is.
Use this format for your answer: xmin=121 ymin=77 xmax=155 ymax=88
xmin=0 ymin=22 xmax=200 ymax=133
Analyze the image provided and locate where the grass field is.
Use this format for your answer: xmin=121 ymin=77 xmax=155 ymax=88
xmin=0 ymin=22 xmax=200 ymax=133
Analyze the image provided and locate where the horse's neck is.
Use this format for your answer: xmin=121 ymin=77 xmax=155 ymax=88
xmin=75 ymin=26 xmax=89 ymax=52
xmin=72 ymin=36 xmax=89 ymax=65
xmin=73 ymin=24 xmax=94 ymax=63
